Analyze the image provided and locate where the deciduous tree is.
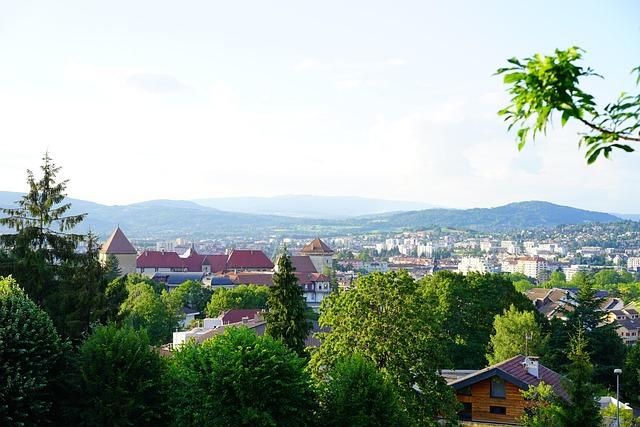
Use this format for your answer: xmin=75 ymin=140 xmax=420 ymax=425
xmin=169 ymin=327 xmax=314 ymax=427
xmin=317 ymin=354 xmax=407 ymax=427
xmin=310 ymin=271 xmax=458 ymax=425
xmin=487 ymin=304 xmax=547 ymax=365
xmin=74 ymin=324 xmax=169 ymax=426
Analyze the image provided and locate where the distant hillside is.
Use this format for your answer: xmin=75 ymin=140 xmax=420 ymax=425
xmin=365 ymin=201 xmax=620 ymax=231
xmin=193 ymin=195 xmax=435 ymax=218
xmin=0 ymin=192 xmax=624 ymax=238
xmin=0 ymin=192 xmax=322 ymax=239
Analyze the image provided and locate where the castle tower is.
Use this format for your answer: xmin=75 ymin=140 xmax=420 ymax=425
xmin=100 ymin=227 xmax=137 ymax=276
xmin=300 ymin=237 xmax=335 ymax=273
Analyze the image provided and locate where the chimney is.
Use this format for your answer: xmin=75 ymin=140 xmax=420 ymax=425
xmin=522 ymin=356 xmax=539 ymax=379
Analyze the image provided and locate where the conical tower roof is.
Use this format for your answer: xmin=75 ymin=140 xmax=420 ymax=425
xmin=301 ymin=237 xmax=334 ymax=255
xmin=100 ymin=227 xmax=136 ymax=254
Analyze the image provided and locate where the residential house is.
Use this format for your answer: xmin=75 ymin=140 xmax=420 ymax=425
xmin=300 ymin=237 xmax=335 ymax=273
xmin=447 ymin=355 xmax=566 ymax=425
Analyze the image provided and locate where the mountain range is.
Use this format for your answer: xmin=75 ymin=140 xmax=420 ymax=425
xmin=0 ymin=192 xmax=627 ymax=239
xmin=193 ymin=195 xmax=435 ymax=218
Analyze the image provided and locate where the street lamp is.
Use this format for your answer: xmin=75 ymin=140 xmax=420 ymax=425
xmin=614 ymin=368 xmax=622 ymax=427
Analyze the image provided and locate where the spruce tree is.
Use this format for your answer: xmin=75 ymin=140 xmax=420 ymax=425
xmin=562 ymin=331 xmax=602 ymax=427
xmin=265 ymin=250 xmax=311 ymax=356
xmin=0 ymin=152 xmax=86 ymax=304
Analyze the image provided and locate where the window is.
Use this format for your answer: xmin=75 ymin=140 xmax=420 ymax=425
xmin=490 ymin=406 xmax=507 ymax=415
xmin=490 ymin=377 xmax=506 ymax=398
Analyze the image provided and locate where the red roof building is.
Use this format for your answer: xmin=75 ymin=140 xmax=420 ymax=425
xmin=137 ymin=250 xmax=184 ymax=271
xmin=301 ymin=237 xmax=334 ymax=255
xmin=226 ymin=249 xmax=274 ymax=271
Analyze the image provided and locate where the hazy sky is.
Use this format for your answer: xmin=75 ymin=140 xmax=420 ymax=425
xmin=1 ymin=1 xmax=639 ymax=212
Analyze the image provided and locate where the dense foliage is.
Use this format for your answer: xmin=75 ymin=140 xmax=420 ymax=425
xmin=0 ymin=276 xmax=71 ymax=425
xmin=561 ymin=331 xmax=602 ymax=427
xmin=205 ymin=284 xmax=270 ymax=317
xmin=487 ymin=304 xmax=546 ymax=365
xmin=74 ymin=324 xmax=169 ymax=426
xmin=169 ymin=327 xmax=314 ymax=427
xmin=310 ymin=270 xmax=458 ymax=425
xmin=317 ymin=354 xmax=407 ymax=427
xmin=421 ymin=271 xmax=535 ymax=368
xmin=119 ymin=281 xmax=178 ymax=346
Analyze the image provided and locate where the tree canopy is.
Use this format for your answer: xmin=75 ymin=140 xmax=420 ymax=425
xmin=74 ymin=324 xmax=169 ymax=426
xmin=487 ymin=304 xmax=547 ymax=365
xmin=169 ymin=326 xmax=314 ymax=427
xmin=310 ymin=270 xmax=458 ymax=425
xmin=421 ymin=271 xmax=536 ymax=368
xmin=205 ymin=284 xmax=270 ymax=317
xmin=317 ymin=354 xmax=408 ymax=427
xmin=0 ymin=276 xmax=71 ymax=425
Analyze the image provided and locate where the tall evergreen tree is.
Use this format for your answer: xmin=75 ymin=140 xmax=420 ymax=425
xmin=548 ymin=280 xmax=627 ymax=386
xmin=48 ymin=233 xmax=118 ymax=342
xmin=562 ymin=331 xmax=602 ymax=427
xmin=0 ymin=152 xmax=86 ymax=304
xmin=264 ymin=250 xmax=311 ymax=356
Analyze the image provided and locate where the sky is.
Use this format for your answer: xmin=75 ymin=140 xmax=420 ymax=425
xmin=1 ymin=1 xmax=639 ymax=212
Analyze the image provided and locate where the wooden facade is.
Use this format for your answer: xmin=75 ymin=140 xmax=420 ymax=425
xmin=456 ymin=377 xmax=527 ymax=425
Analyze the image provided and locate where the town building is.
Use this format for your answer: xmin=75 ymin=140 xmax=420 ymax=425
xmin=99 ymin=227 xmax=137 ymax=275
xmin=300 ymin=237 xmax=335 ymax=273
xmin=627 ymin=256 xmax=640 ymax=272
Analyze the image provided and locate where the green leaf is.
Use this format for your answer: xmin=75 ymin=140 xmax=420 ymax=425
xmin=503 ymin=72 xmax=526 ymax=84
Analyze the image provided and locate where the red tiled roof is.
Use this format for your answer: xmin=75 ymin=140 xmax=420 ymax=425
xmin=203 ymin=254 xmax=228 ymax=272
xmin=136 ymin=250 xmax=184 ymax=269
xmin=180 ymin=248 xmax=206 ymax=272
xmin=226 ymin=249 xmax=274 ymax=270
xmin=289 ymin=255 xmax=318 ymax=273
xmin=226 ymin=272 xmax=274 ymax=285
xmin=220 ymin=309 xmax=262 ymax=324
xmin=101 ymin=227 xmax=136 ymax=255
xmin=301 ymin=238 xmax=334 ymax=255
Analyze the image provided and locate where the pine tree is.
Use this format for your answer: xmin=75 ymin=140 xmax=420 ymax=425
xmin=0 ymin=152 xmax=86 ymax=304
xmin=562 ymin=330 xmax=602 ymax=427
xmin=49 ymin=232 xmax=118 ymax=341
xmin=265 ymin=250 xmax=311 ymax=356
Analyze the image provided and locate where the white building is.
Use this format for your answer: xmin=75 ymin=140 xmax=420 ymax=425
xmin=458 ymin=257 xmax=490 ymax=275
xmin=563 ymin=264 xmax=591 ymax=281
xmin=627 ymin=256 xmax=640 ymax=272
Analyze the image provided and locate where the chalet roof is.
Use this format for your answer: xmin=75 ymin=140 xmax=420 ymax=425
xmin=101 ymin=227 xmax=136 ymax=255
xmin=226 ymin=249 xmax=274 ymax=270
xmin=448 ymin=355 xmax=567 ymax=400
xmin=301 ymin=238 xmax=334 ymax=255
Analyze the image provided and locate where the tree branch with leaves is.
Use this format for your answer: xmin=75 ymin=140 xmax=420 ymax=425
xmin=497 ymin=47 xmax=640 ymax=163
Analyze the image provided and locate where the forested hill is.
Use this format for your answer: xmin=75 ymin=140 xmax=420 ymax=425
xmin=364 ymin=201 xmax=620 ymax=232
xmin=0 ymin=192 xmax=624 ymax=238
